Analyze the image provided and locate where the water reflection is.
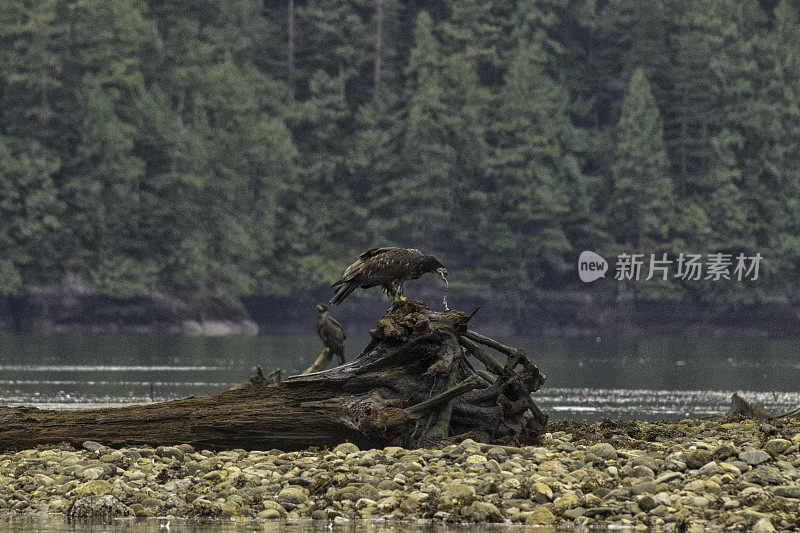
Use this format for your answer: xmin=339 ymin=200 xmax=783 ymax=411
xmin=1 ymin=332 xmax=799 ymax=420
xmin=1 ymin=516 xmax=557 ymax=533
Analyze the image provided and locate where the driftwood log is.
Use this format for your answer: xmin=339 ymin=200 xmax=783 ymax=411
xmin=0 ymin=301 xmax=547 ymax=451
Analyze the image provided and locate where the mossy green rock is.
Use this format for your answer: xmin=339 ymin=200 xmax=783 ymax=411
xmin=468 ymin=501 xmax=502 ymax=522
xmin=764 ymin=439 xmax=791 ymax=456
xmin=525 ymin=506 xmax=557 ymax=525
xmin=333 ymin=443 xmax=359 ymax=454
xmin=588 ymin=443 xmax=617 ymax=461
xmin=355 ymin=484 xmax=380 ymax=502
xmin=72 ymin=480 xmax=112 ymax=496
xmin=685 ymin=449 xmax=712 ymax=469
xmin=277 ymin=486 xmax=308 ymax=504
xmin=442 ymin=483 xmax=475 ymax=501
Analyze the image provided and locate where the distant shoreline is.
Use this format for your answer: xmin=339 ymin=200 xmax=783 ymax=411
xmin=2 ymin=291 xmax=800 ymax=337
xmin=0 ymin=292 xmax=258 ymax=336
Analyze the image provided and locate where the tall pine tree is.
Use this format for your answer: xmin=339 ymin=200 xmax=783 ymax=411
xmin=608 ymin=69 xmax=675 ymax=249
xmin=487 ymin=41 xmax=573 ymax=292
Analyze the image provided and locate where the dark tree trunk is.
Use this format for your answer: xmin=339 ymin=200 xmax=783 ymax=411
xmin=0 ymin=301 xmax=547 ymax=451
xmin=287 ymin=0 xmax=296 ymax=98
xmin=374 ymin=0 xmax=383 ymax=93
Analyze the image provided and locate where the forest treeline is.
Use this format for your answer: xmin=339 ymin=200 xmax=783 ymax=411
xmin=1 ymin=0 xmax=799 ymax=303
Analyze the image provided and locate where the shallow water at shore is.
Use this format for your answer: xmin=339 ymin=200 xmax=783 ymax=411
xmin=2 ymin=515 xmax=550 ymax=533
xmin=2 ymin=332 xmax=800 ymax=419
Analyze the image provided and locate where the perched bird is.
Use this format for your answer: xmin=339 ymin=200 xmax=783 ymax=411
xmin=316 ymin=304 xmax=345 ymax=366
xmin=331 ymin=247 xmax=447 ymax=305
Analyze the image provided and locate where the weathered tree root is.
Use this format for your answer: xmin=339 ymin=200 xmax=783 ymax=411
xmin=727 ymin=392 xmax=800 ymax=420
xmin=0 ymin=300 xmax=547 ymax=451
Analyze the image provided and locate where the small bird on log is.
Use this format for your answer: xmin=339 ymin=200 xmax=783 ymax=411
xmin=331 ymin=247 xmax=447 ymax=305
xmin=316 ymin=304 xmax=345 ymax=365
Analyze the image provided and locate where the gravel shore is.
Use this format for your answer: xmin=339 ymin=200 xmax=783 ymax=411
xmin=1 ymin=418 xmax=799 ymax=530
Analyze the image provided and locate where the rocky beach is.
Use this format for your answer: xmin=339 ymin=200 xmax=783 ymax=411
xmin=0 ymin=418 xmax=798 ymax=530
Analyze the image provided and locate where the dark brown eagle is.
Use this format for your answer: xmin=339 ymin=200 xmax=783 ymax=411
xmin=316 ymin=304 xmax=345 ymax=365
xmin=331 ymin=247 xmax=447 ymax=305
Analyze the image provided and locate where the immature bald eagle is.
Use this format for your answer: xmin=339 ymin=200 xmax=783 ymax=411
xmin=331 ymin=247 xmax=447 ymax=305
xmin=316 ymin=304 xmax=345 ymax=365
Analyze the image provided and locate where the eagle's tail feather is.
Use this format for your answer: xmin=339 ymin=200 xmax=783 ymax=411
xmin=331 ymin=282 xmax=358 ymax=305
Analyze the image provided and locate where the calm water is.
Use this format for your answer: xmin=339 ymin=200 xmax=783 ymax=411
xmin=1 ymin=515 xmax=555 ymax=533
xmin=2 ymin=332 xmax=800 ymax=419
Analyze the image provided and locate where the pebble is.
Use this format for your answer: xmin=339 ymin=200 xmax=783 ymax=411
xmin=739 ymin=449 xmax=770 ymax=466
xmin=764 ymin=438 xmax=792 ymax=456
xmin=276 ymin=486 xmax=307 ymax=504
xmin=71 ymin=480 xmax=112 ymax=496
xmin=772 ymin=485 xmax=800 ymax=498
xmin=82 ymin=441 xmax=105 ymax=454
xmin=743 ymin=466 xmax=783 ymax=486
xmin=631 ymin=481 xmax=658 ymax=495
xmin=654 ymin=471 xmax=683 ymax=484
xmin=637 ymin=495 xmax=658 ymax=512
xmin=465 ymin=454 xmax=487 ymax=465
xmin=698 ymin=460 xmax=717 ymax=475
xmin=753 ymin=517 xmax=776 ymax=533
xmin=333 ymin=443 xmax=359 ymax=454
xmin=525 ymin=506 xmax=557 ymax=525
xmin=685 ymin=449 xmax=712 ymax=469
xmin=631 ymin=465 xmax=655 ymax=478
xmin=468 ymin=501 xmax=502 ymax=522
xmin=588 ymin=443 xmax=617 ymax=461
xmin=553 ymin=491 xmax=580 ymax=510
xmin=0 ymin=419 xmax=796 ymax=528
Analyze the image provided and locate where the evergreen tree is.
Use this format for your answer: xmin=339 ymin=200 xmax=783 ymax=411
xmin=348 ymin=87 xmax=403 ymax=215
xmin=698 ymin=0 xmax=762 ymax=256
xmin=487 ymin=42 xmax=572 ymax=292
xmin=58 ymin=0 xmax=161 ymax=295
xmin=281 ymin=69 xmax=368 ymax=292
xmin=370 ymin=0 xmax=403 ymax=91
xmin=706 ymin=129 xmax=752 ymax=251
xmin=746 ymin=0 xmax=800 ymax=288
xmin=0 ymin=137 xmax=62 ymax=293
xmin=663 ymin=0 xmax=721 ymax=189
xmin=1 ymin=0 xmax=800 ymax=302
xmin=438 ymin=0 xmax=514 ymax=87
xmin=199 ymin=58 xmax=295 ymax=293
xmin=0 ymin=0 xmax=70 ymax=153
xmin=386 ymin=11 xmax=452 ymax=248
xmin=591 ymin=0 xmax=671 ymax=124
xmin=142 ymin=17 xmax=217 ymax=291
xmin=296 ymin=0 xmax=371 ymax=102
xmin=608 ymin=69 xmax=675 ymax=249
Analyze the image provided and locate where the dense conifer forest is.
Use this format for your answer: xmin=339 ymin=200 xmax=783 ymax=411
xmin=1 ymin=0 xmax=798 ymax=303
